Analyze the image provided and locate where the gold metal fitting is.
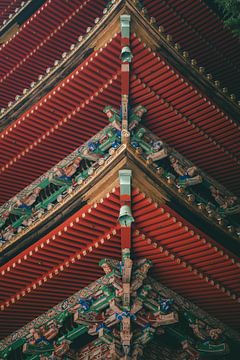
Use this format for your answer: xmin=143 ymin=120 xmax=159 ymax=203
xmin=217 ymin=218 xmax=224 ymax=226
xmin=158 ymin=25 xmax=165 ymax=33
xmin=150 ymin=17 xmax=156 ymax=26
xmin=191 ymin=59 xmax=197 ymax=66
xmin=187 ymin=194 xmax=195 ymax=203
xmin=167 ymin=177 xmax=174 ymax=186
xmin=109 ymin=147 xmax=116 ymax=155
xmin=174 ymin=43 xmax=181 ymax=51
xmin=198 ymin=67 xmax=205 ymax=74
xmin=135 ymin=147 xmax=143 ymax=155
xmin=222 ymin=87 xmax=228 ymax=93
xmin=197 ymin=203 xmax=205 ymax=211
xmin=206 ymin=74 xmax=212 ymax=80
xmin=177 ymin=187 xmax=185 ymax=194
xmin=156 ymin=167 xmax=164 ymax=175
xmin=183 ymin=51 xmax=189 ymax=59
xmin=207 ymin=210 xmax=214 ymax=218
xmin=146 ymin=157 xmax=153 ymax=165
xmin=166 ymin=34 xmax=172 ymax=42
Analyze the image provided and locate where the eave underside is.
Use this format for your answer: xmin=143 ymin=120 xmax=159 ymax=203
xmin=0 ymin=168 xmax=239 ymax=338
xmin=142 ymin=0 xmax=240 ymax=98
xmin=0 ymin=33 xmax=240 ymax=207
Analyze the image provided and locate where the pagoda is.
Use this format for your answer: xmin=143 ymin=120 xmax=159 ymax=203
xmin=0 ymin=0 xmax=239 ymax=359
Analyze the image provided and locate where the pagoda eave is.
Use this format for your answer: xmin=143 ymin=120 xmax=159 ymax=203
xmin=0 ymin=0 xmax=125 ymax=132
xmin=0 ymin=152 xmax=239 ymax=337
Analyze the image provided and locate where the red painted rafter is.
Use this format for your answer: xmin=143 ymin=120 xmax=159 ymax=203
xmin=129 ymin=36 xmax=240 ymax=194
xmin=0 ymin=33 xmax=240 ymax=207
xmin=0 ymin=187 xmax=239 ymax=338
xmin=0 ymin=35 xmax=121 ymax=204
xmin=142 ymin=0 xmax=240 ymax=97
xmin=0 ymin=0 xmax=106 ymax=107
xmin=131 ymin=37 xmax=240 ymax=159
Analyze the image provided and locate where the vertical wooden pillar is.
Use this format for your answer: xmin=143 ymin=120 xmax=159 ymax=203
xmin=119 ymin=169 xmax=134 ymax=359
xmin=120 ymin=15 xmax=132 ymax=144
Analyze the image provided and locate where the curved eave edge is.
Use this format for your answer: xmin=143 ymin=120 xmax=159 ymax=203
xmin=0 ymin=145 xmax=127 ymax=265
xmin=0 ymin=0 xmax=124 ymax=131
xmin=127 ymin=0 xmax=240 ymax=126
xmin=0 ymin=274 xmax=239 ymax=352
xmin=2 ymin=0 xmax=240 ymax=132
xmin=126 ymin=147 xmax=240 ymax=256
xmin=0 ymin=0 xmax=46 ymax=38
xmin=1 ymin=146 xmax=239 ymax=267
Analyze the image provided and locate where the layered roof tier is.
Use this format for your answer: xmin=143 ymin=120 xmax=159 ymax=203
xmin=0 ymin=0 xmax=239 ymax=350
xmin=0 ymin=181 xmax=239 ymax=338
xmin=0 ymin=0 xmax=106 ymax=108
xmin=142 ymin=0 xmax=240 ymax=98
xmin=0 ymin=26 xmax=240 ymax=206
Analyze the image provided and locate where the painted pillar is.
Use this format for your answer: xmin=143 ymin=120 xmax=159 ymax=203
xmin=118 ymin=169 xmax=134 ymax=359
xmin=120 ymin=15 xmax=132 ymax=144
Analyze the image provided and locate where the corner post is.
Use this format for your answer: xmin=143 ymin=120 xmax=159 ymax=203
xmin=120 ymin=15 xmax=132 ymax=144
xmin=118 ymin=169 xmax=134 ymax=359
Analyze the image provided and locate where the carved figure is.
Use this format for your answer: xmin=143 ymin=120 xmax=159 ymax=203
xmin=29 ymin=327 xmax=50 ymax=345
xmin=189 ymin=318 xmax=222 ymax=342
xmin=41 ymin=321 xmax=59 ymax=340
xmin=98 ymin=127 xmax=121 ymax=152
xmin=54 ymin=157 xmax=81 ymax=181
xmin=0 ymin=230 xmax=6 ymax=245
xmin=0 ymin=211 xmax=10 ymax=228
xmin=103 ymin=106 xmax=121 ymax=130
xmin=79 ymin=145 xmax=101 ymax=161
xmin=147 ymin=140 xmax=168 ymax=161
xmin=73 ymin=297 xmax=93 ymax=312
xmin=2 ymin=225 xmax=15 ymax=241
xmin=210 ymin=186 xmax=238 ymax=212
xmin=129 ymin=105 xmax=147 ymax=131
xmin=169 ymin=156 xmax=202 ymax=187
xmin=159 ymin=297 xmax=174 ymax=314
xmin=99 ymin=258 xmax=118 ymax=274
xmin=53 ymin=341 xmax=70 ymax=356
xmin=16 ymin=187 xmax=41 ymax=210
xmin=182 ymin=340 xmax=200 ymax=360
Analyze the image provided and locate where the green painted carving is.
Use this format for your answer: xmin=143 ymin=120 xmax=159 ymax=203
xmin=0 ymin=121 xmax=122 ymax=244
xmin=129 ymin=115 xmax=240 ymax=231
xmin=0 ymin=104 xmax=239 ymax=246
xmin=129 ymin=105 xmax=147 ymax=131
xmin=0 ymin=258 xmax=237 ymax=360
xmin=103 ymin=106 xmax=121 ymax=130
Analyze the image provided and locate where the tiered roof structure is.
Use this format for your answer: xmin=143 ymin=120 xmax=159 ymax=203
xmin=0 ymin=0 xmax=239 ymax=359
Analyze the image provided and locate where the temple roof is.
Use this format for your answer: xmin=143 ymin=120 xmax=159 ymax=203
xmin=0 ymin=157 xmax=239 ymax=338
xmin=142 ymin=0 xmax=240 ymax=98
xmin=0 ymin=0 xmax=239 ymax=355
xmin=0 ymin=0 xmax=106 ymax=108
xmin=1 ymin=255 xmax=239 ymax=358
xmin=0 ymin=28 xmax=240 ymax=204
